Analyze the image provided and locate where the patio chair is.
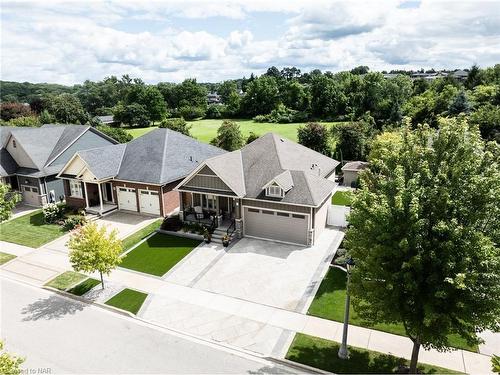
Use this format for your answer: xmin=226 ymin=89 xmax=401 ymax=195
xmin=194 ymin=206 xmax=204 ymax=220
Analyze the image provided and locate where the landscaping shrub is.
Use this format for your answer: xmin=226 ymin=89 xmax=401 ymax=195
xmin=42 ymin=203 xmax=65 ymax=223
xmin=177 ymin=105 xmax=206 ymax=120
xmin=63 ymin=215 xmax=87 ymax=231
xmin=252 ymin=115 xmax=267 ymax=123
xmin=182 ymin=222 xmax=206 ymax=235
xmin=158 ymin=117 xmax=191 ymax=136
xmin=205 ymin=104 xmax=224 ymax=119
xmin=161 ymin=215 xmax=183 ymax=231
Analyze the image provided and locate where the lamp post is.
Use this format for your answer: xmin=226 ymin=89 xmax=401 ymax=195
xmin=338 ymin=257 xmax=355 ymax=359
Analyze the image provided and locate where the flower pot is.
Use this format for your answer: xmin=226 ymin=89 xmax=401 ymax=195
xmin=222 ymin=240 xmax=229 ymax=247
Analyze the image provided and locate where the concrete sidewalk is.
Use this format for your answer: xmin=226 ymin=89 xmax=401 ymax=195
xmin=0 ymin=241 xmax=494 ymax=374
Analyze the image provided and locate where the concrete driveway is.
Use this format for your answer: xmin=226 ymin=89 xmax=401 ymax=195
xmin=165 ymin=227 xmax=344 ymax=312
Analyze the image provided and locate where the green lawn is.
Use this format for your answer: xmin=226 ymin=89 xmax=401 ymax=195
xmin=45 ymin=271 xmax=87 ymax=291
xmin=105 ymin=288 xmax=148 ymax=314
xmin=67 ymin=278 xmax=101 ymax=296
xmin=126 ymin=119 xmax=341 ymax=144
xmin=331 ymin=190 xmax=353 ymax=206
xmin=308 ymin=267 xmax=478 ymax=352
xmin=0 ymin=210 xmax=66 ymax=248
xmin=0 ymin=252 xmax=16 ymax=265
xmin=121 ymin=219 xmax=163 ymax=253
xmin=119 ymin=233 xmax=200 ymax=276
xmin=286 ymin=333 xmax=460 ymax=374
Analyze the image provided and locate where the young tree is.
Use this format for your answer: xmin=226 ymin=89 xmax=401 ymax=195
xmin=448 ymin=90 xmax=471 ymax=115
xmin=0 ymin=183 xmax=21 ymax=222
xmin=297 ymin=122 xmax=332 ymax=156
xmin=68 ymin=222 xmax=122 ymax=289
xmin=210 ymin=120 xmax=243 ymax=151
xmin=346 ymin=118 xmax=500 ymax=373
xmin=0 ymin=340 xmax=24 ymax=375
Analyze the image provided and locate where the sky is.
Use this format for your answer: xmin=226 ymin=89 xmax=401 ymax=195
xmin=1 ymin=0 xmax=500 ymax=85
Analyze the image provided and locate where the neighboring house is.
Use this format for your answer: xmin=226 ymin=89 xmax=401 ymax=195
xmin=96 ymin=115 xmax=119 ymax=126
xmin=175 ymin=133 xmax=339 ymax=246
xmin=341 ymin=161 xmax=369 ymax=187
xmin=0 ymin=124 xmax=117 ymax=206
xmin=451 ymin=69 xmax=469 ymax=81
xmin=207 ymin=92 xmax=221 ymax=105
xmin=57 ymin=129 xmax=225 ymax=216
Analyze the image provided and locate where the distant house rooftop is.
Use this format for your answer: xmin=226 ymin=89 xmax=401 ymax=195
xmin=341 ymin=161 xmax=369 ymax=172
xmin=97 ymin=115 xmax=115 ymax=124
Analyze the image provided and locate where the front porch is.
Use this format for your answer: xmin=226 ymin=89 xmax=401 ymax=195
xmin=86 ymin=203 xmax=117 ymax=215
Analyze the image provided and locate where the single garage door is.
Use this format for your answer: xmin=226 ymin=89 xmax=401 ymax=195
xmin=139 ymin=190 xmax=160 ymax=215
xmin=117 ymin=187 xmax=137 ymax=211
xmin=244 ymin=207 xmax=308 ymax=245
xmin=22 ymin=185 xmax=39 ymax=206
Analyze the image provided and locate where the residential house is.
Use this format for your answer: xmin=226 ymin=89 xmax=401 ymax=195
xmin=57 ymin=128 xmax=225 ymax=216
xmin=96 ymin=115 xmax=119 ymax=126
xmin=207 ymin=92 xmax=222 ymax=105
xmin=0 ymin=124 xmax=116 ymax=206
xmin=341 ymin=161 xmax=369 ymax=187
xmin=175 ymin=133 xmax=339 ymax=246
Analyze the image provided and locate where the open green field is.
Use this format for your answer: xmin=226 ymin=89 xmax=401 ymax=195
xmin=286 ymin=333 xmax=460 ymax=374
xmin=0 ymin=210 xmax=66 ymax=248
xmin=126 ymin=119 xmax=340 ymax=144
xmin=45 ymin=271 xmax=87 ymax=290
xmin=308 ymin=267 xmax=478 ymax=352
xmin=119 ymin=233 xmax=200 ymax=276
xmin=105 ymin=288 xmax=148 ymax=314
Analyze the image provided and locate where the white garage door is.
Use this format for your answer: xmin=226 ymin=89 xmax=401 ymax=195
xmin=244 ymin=207 xmax=308 ymax=245
xmin=139 ymin=190 xmax=160 ymax=215
xmin=117 ymin=187 xmax=137 ymax=211
xmin=22 ymin=185 xmax=39 ymax=206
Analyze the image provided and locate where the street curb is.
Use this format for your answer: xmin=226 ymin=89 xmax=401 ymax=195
xmin=264 ymin=357 xmax=329 ymax=374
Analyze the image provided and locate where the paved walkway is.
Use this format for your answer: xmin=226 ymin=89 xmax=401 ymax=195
xmin=0 ymin=235 xmax=495 ymax=373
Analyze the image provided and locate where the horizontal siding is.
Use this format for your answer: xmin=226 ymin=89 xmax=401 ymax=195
xmin=184 ymin=174 xmax=233 ymax=192
xmin=242 ymin=199 xmax=310 ymax=214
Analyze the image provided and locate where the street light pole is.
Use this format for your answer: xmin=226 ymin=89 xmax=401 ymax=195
xmin=338 ymin=257 xmax=355 ymax=359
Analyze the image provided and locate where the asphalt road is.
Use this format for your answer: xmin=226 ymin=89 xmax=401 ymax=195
xmin=0 ymin=277 xmax=297 ymax=374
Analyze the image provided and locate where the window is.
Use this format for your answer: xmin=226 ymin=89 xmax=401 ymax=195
xmin=292 ymin=214 xmax=305 ymax=219
xmin=69 ymin=180 xmax=83 ymax=198
xmin=202 ymin=194 xmax=216 ymax=211
xmin=277 ymin=212 xmax=289 ymax=217
xmin=248 ymin=208 xmax=259 ymax=213
xmin=266 ymin=185 xmax=283 ymax=198
xmin=262 ymin=210 xmax=274 ymax=215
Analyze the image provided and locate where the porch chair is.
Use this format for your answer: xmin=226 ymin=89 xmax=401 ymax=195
xmin=194 ymin=206 xmax=204 ymax=220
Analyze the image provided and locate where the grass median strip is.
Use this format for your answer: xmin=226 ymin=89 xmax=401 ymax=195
xmin=105 ymin=288 xmax=148 ymax=314
xmin=67 ymin=278 xmax=101 ymax=296
xmin=286 ymin=333 xmax=461 ymax=374
xmin=0 ymin=252 xmax=16 ymax=265
xmin=120 ymin=233 xmax=200 ymax=276
xmin=308 ymin=267 xmax=477 ymax=352
xmin=45 ymin=271 xmax=87 ymax=290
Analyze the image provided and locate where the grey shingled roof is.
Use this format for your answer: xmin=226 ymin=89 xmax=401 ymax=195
xmin=77 ymin=144 xmax=126 ymax=180
xmin=342 ymin=161 xmax=369 ymax=171
xmin=66 ymin=128 xmax=226 ymax=185
xmin=196 ymin=133 xmax=339 ymax=206
xmin=263 ymin=170 xmax=294 ymax=191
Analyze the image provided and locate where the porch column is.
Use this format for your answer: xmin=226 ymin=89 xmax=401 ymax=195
xmin=98 ymin=182 xmax=104 ymax=214
xmin=83 ymin=181 xmax=90 ymax=209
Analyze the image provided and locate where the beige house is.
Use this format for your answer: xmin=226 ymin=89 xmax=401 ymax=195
xmin=176 ymin=133 xmax=339 ymax=246
xmin=341 ymin=161 xmax=369 ymax=187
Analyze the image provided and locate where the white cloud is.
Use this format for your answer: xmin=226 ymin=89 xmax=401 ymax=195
xmin=1 ymin=0 xmax=499 ymax=84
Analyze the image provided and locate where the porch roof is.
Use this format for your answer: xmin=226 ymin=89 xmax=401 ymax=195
xmin=179 ymin=186 xmax=238 ymax=196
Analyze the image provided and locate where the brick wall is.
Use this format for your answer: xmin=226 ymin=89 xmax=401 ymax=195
xmin=161 ymin=181 xmax=181 ymax=216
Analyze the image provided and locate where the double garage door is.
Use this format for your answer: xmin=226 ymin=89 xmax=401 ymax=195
xmin=244 ymin=207 xmax=309 ymax=245
xmin=117 ymin=187 xmax=160 ymax=215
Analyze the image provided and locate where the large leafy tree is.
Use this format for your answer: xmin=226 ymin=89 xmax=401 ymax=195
xmin=44 ymin=93 xmax=88 ymax=124
xmin=297 ymin=122 xmax=331 ymax=156
xmin=241 ymin=75 xmax=280 ymax=116
xmin=210 ymin=120 xmax=243 ymax=151
xmin=0 ymin=183 xmax=21 ymax=222
xmin=68 ymin=222 xmax=122 ymax=289
xmin=333 ymin=120 xmax=374 ymax=161
xmin=346 ymin=118 xmax=500 ymax=373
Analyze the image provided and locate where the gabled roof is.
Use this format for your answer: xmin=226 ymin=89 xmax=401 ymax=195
xmin=0 ymin=124 xmax=117 ymax=178
xmin=59 ymin=128 xmax=226 ymax=185
xmin=263 ymin=170 xmax=293 ymax=191
xmin=182 ymin=133 xmax=339 ymax=206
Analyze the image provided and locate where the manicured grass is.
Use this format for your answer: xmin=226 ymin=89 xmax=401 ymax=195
xmin=331 ymin=190 xmax=353 ymax=206
xmin=45 ymin=271 xmax=87 ymax=291
xmin=66 ymin=278 xmax=101 ymax=296
xmin=308 ymin=267 xmax=478 ymax=352
xmin=286 ymin=333 xmax=461 ymax=374
xmin=0 ymin=252 xmax=16 ymax=265
xmin=121 ymin=219 xmax=163 ymax=253
xmin=126 ymin=119 xmax=343 ymax=144
xmin=105 ymin=288 xmax=148 ymax=314
xmin=120 ymin=233 xmax=200 ymax=276
xmin=0 ymin=210 xmax=66 ymax=248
